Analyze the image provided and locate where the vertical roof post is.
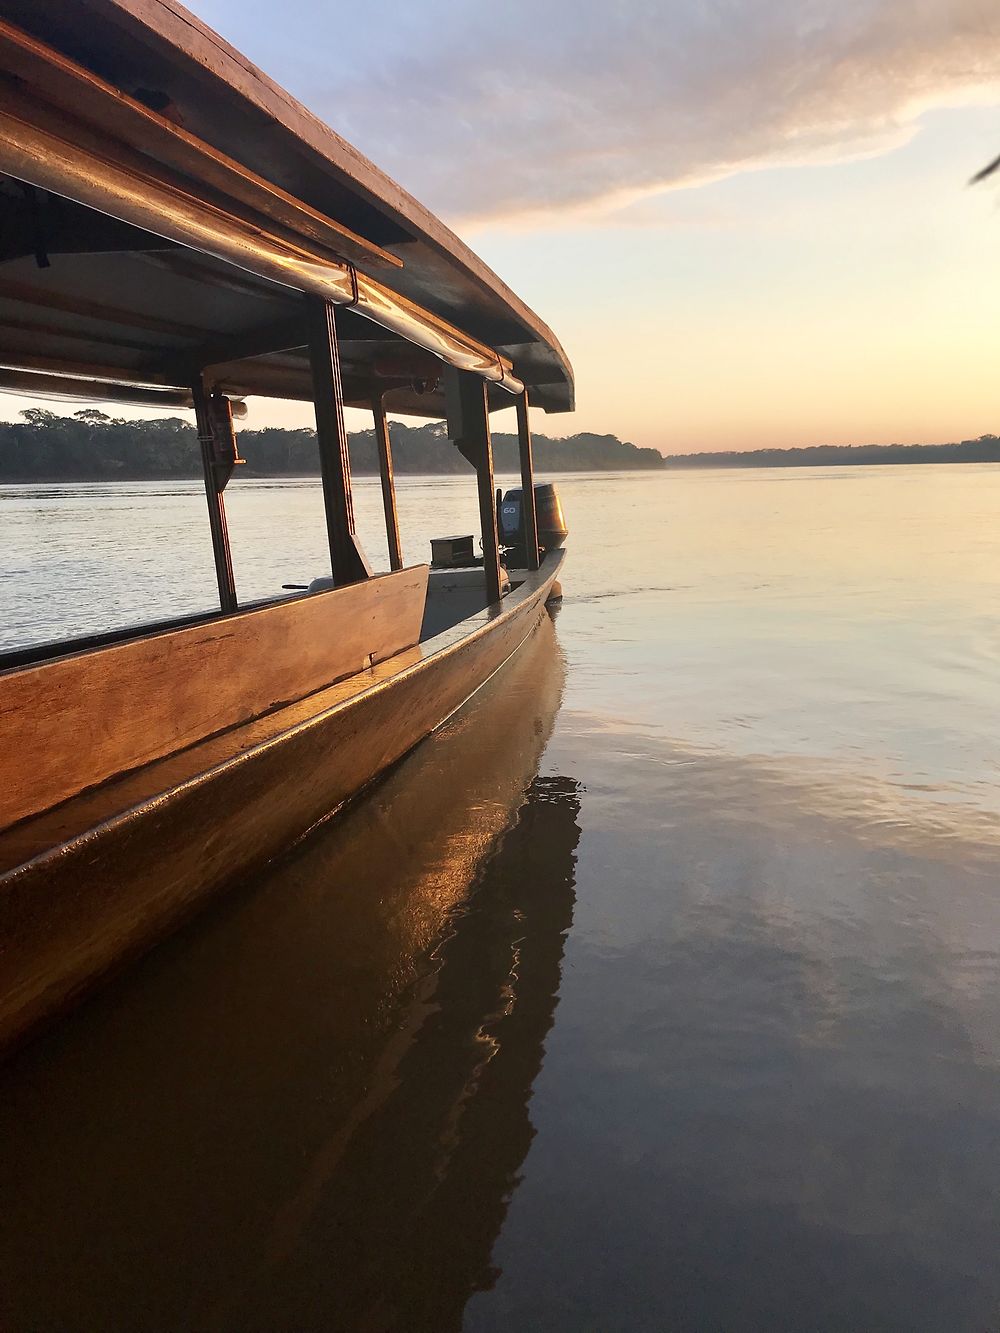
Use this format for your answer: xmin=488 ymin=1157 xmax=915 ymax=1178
xmin=445 ymin=368 xmax=503 ymax=605
xmin=307 ymin=296 xmax=371 ymax=584
xmin=371 ymin=392 xmax=403 ymax=571
xmin=192 ymin=376 xmax=238 ymax=613
xmin=515 ymin=391 xmax=540 ymax=571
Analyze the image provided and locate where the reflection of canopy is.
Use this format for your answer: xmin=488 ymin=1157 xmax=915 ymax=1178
xmin=0 ymin=616 xmax=580 ymax=1329
xmin=0 ymin=3 xmax=573 ymax=419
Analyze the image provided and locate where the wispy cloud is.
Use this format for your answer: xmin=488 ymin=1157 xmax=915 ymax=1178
xmin=309 ymin=0 xmax=1000 ymax=221
xmin=267 ymin=0 xmax=1000 ymax=223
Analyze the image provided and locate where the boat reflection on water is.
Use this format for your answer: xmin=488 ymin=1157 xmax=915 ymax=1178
xmin=0 ymin=612 xmax=581 ymax=1332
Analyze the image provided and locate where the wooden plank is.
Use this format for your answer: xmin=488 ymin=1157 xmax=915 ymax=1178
xmin=0 ymin=349 xmax=179 ymax=386
xmin=0 ymin=276 xmax=210 ymax=340
xmin=372 ymin=392 xmax=403 ymax=571
xmin=192 ymin=377 xmax=238 ymax=613
xmin=0 ymin=16 xmax=401 ymax=273
xmin=308 ymin=297 xmax=372 ymax=583
xmin=516 ymin=391 xmax=541 ymax=571
xmin=445 ymin=368 xmax=503 ymax=605
xmin=0 ymin=367 xmax=198 ymax=412
xmin=0 ymin=314 xmax=182 ymax=355
xmin=0 ymin=565 xmax=428 ymax=829
xmin=173 ymin=316 xmax=307 ymax=382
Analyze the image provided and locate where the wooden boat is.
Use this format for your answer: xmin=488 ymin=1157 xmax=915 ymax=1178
xmin=0 ymin=1 xmax=573 ymax=1053
xmin=0 ymin=614 xmax=579 ymax=1329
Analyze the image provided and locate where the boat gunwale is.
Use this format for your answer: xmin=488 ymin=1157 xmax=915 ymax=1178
xmin=0 ymin=551 xmax=563 ymax=883
xmin=0 ymin=565 xmax=423 ymax=680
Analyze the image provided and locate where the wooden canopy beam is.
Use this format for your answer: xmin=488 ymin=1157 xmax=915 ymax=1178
xmin=0 ymin=100 xmax=525 ymax=395
xmin=0 ymin=16 xmax=402 ymax=273
xmin=0 ymin=349 xmax=178 ymax=385
xmin=0 ymin=275 xmax=211 ymax=340
xmin=0 ymin=188 xmax=178 ymax=263
xmin=159 ymin=314 xmax=307 ymax=383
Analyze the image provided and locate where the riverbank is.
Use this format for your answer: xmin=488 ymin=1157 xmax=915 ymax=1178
xmin=0 ymin=412 xmax=664 ymax=481
xmin=664 ymin=435 xmax=1000 ymax=469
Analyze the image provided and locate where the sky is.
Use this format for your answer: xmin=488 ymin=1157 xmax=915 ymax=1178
xmin=10 ymin=0 xmax=1000 ymax=454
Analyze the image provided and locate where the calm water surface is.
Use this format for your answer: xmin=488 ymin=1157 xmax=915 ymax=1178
xmin=2 ymin=465 xmax=1000 ymax=1330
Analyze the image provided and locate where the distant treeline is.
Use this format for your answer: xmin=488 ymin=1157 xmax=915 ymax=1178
xmin=0 ymin=409 xmax=664 ymax=480
xmin=664 ymin=437 xmax=1000 ymax=469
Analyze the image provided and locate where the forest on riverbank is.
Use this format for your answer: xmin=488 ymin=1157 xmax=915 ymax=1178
xmin=663 ymin=436 xmax=1000 ymax=468
xmin=0 ymin=410 xmax=664 ymax=480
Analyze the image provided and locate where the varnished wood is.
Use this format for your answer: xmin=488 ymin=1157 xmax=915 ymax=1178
xmin=308 ymin=296 xmax=372 ymax=583
xmin=0 ymin=367 xmax=198 ymax=412
xmin=0 ymin=276 xmax=210 ymax=341
xmin=516 ymin=392 xmax=541 ymax=571
xmin=161 ymin=316 xmax=307 ymax=384
xmin=0 ymin=314 xmax=179 ymax=356
xmin=446 ymin=369 xmax=503 ymax=604
xmin=372 ymin=393 xmax=403 ymax=571
xmin=0 ymin=4 xmax=573 ymax=412
xmin=0 ymin=553 xmax=559 ymax=1055
xmin=0 ymin=16 xmax=401 ymax=273
xmin=0 ymin=565 xmax=428 ymax=830
xmin=0 ymin=615 xmax=573 ymax=1333
xmin=80 ymin=0 xmax=574 ymax=409
xmin=192 ymin=377 xmax=238 ymax=613
xmin=0 ymin=93 xmax=525 ymax=395
xmin=0 ymin=349 xmax=178 ymax=386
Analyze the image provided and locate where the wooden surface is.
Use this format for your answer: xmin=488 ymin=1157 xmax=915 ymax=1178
xmin=192 ymin=376 xmax=238 ymax=613
xmin=0 ymin=551 xmax=562 ymax=1055
xmin=373 ymin=394 xmax=403 ymax=571
xmin=0 ymin=16 xmax=400 ymax=272
xmin=0 ymin=565 xmax=427 ymax=829
xmin=516 ymin=392 xmax=541 ymax=571
xmin=97 ymin=0 xmax=572 ymax=376
xmin=0 ymin=613 xmax=572 ymax=1332
xmin=445 ymin=368 xmax=503 ymax=605
xmin=308 ymin=297 xmax=372 ymax=583
xmin=12 ymin=0 xmax=573 ymax=411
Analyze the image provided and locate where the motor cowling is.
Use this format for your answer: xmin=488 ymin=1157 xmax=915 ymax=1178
xmin=499 ymin=483 xmax=568 ymax=564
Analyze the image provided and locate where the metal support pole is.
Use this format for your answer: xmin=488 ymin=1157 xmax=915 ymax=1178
xmin=306 ymin=296 xmax=371 ymax=584
xmin=515 ymin=390 xmax=540 ymax=571
xmin=192 ymin=376 xmax=238 ymax=613
xmin=372 ymin=392 xmax=403 ymax=571
xmin=445 ymin=368 xmax=503 ymax=605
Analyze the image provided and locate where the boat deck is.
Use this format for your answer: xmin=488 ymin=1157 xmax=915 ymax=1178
xmin=420 ymin=567 xmax=518 ymax=640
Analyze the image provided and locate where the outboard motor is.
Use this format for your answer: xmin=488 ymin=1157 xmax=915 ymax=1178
xmin=498 ymin=482 xmax=568 ymax=565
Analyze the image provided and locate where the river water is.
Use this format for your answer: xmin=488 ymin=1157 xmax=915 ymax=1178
xmin=2 ymin=465 xmax=1000 ymax=1330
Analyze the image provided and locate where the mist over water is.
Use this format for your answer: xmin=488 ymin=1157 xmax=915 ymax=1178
xmin=2 ymin=464 xmax=1000 ymax=1329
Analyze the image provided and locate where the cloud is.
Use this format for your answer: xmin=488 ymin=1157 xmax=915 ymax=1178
xmin=205 ymin=0 xmax=1000 ymax=223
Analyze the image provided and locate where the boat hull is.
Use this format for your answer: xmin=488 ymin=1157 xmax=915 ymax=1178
xmin=0 ymin=553 xmax=563 ymax=1055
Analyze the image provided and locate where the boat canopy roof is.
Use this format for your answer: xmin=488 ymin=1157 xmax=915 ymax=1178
xmin=0 ymin=0 xmax=574 ymax=419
